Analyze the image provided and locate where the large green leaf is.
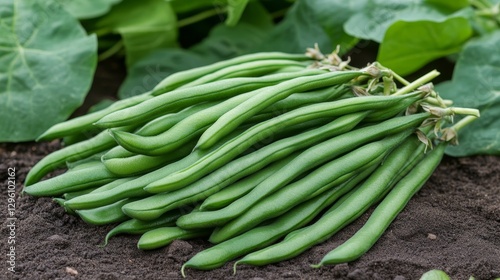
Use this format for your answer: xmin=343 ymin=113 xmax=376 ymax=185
xmin=226 ymin=0 xmax=250 ymax=26
xmin=344 ymin=0 xmax=462 ymax=42
xmin=118 ymin=2 xmax=273 ymax=98
xmin=424 ymin=0 xmax=468 ymax=11
xmin=378 ymin=17 xmax=472 ymax=75
xmin=256 ymin=0 xmax=332 ymax=53
xmin=91 ymin=0 xmax=178 ymax=66
xmin=436 ymin=31 xmax=500 ymax=156
xmin=0 ymin=0 xmax=97 ymax=142
xmin=57 ymin=0 xmax=122 ymax=19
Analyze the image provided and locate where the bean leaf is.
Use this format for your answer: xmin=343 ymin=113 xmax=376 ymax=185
xmin=57 ymin=0 xmax=122 ymax=19
xmin=0 ymin=0 xmax=97 ymax=142
xmin=344 ymin=0 xmax=459 ymax=42
xmin=118 ymin=2 xmax=272 ymax=98
xmin=89 ymin=0 xmax=178 ymax=67
xmin=378 ymin=17 xmax=473 ymax=75
xmin=436 ymin=31 xmax=500 ymax=156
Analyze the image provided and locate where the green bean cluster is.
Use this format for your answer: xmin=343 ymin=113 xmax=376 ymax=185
xmin=23 ymin=46 xmax=479 ymax=276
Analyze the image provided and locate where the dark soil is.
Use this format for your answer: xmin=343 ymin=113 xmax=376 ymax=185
xmin=1 ymin=59 xmax=499 ymax=280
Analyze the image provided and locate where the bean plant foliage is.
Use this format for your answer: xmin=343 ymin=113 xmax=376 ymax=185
xmin=0 ymin=0 xmax=499 ymax=156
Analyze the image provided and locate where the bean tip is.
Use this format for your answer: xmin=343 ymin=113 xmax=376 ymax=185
xmin=180 ymin=264 xmax=187 ymax=278
xmin=309 ymin=263 xmax=323 ymax=269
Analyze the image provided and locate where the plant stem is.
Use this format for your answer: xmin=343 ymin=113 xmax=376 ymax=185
xmin=451 ymin=115 xmax=479 ymax=132
xmin=98 ymin=40 xmax=124 ymax=62
xmin=178 ymin=7 xmax=228 ymax=28
xmin=451 ymin=107 xmax=480 ymax=118
xmin=393 ymin=70 xmax=440 ymax=96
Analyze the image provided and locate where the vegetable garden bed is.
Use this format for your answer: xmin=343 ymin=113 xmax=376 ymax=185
xmin=1 ymin=0 xmax=500 ymax=279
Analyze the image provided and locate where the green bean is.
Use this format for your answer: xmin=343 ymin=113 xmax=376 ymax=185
xmin=101 ymin=140 xmax=196 ymax=176
xmin=134 ymin=102 xmax=218 ymax=136
xmin=53 ymin=198 xmax=75 ymax=215
xmin=95 ymin=70 xmax=326 ymax=129
xmin=209 ymin=131 xmax=410 ymax=243
xmin=151 ymin=52 xmax=312 ymax=95
xmin=37 ymin=92 xmax=152 ymax=141
xmin=173 ymin=112 xmax=430 ymax=229
xmin=87 ymin=177 xmax=138 ymax=194
xmin=23 ymin=161 xmax=117 ymax=197
xmin=76 ymin=198 xmax=137 ymax=226
xmin=26 ymin=129 xmax=122 ymax=186
xmin=260 ymin=84 xmax=352 ymax=115
xmin=142 ymin=92 xmax=425 ymax=193
xmin=233 ymin=134 xmax=429 ymax=267
xmin=63 ymin=188 xmax=97 ymax=200
xmin=180 ymin=59 xmax=309 ymax=89
xmin=196 ymin=70 xmax=369 ymax=150
xmin=122 ymin=113 xmax=367 ymax=221
xmin=181 ymin=164 xmax=378 ymax=275
xmin=137 ymin=227 xmax=212 ymax=250
xmin=104 ymin=209 xmax=185 ymax=246
xmin=313 ymin=142 xmax=445 ymax=267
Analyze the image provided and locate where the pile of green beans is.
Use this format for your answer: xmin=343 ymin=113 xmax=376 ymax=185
xmin=23 ymin=47 xmax=480 ymax=276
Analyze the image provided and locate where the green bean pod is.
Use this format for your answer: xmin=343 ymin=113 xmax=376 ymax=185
xmin=260 ymin=84 xmax=352 ymax=115
xmin=37 ymin=93 xmax=152 ymax=141
xmin=209 ymin=131 xmax=410 ymax=243
xmin=95 ymin=70 xmax=326 ymax=129
xmin=313 ymin=142 xmax=446 ymax=267
xmin=196 ymin=70 xmax=369 ymax=150
xmin=181 ymin=164 xmax=379 ymax=275
xmin=175 ymin=112 xmax=430 ymax=230
xmin=137 ymin=227 xmax=212 ymax=250
xmin=25 ymin=129 xmax=121 ymax=186
xmin=151 ymin=52 xmax=312 ymax=95
xmin=101 ymin=140 xmax=196 ymax=176
xmin=143 ymin=92 xmax=425 ymax=193
xmin=76 ymin=198 xmax=137 ymax=226
xmin=233 ymin=133 xmax=431 ymax=267
xmin=122 ymin=113 xmax=367 ymax=221
xmin=23 ymin=162 xmax=117 ymax=197
xmin=180 ymin=59 xmax=309 ymax=89
xmin=104 ymin=209 xmax=185 ymax=245
xmin=134 ymin=102 xmax=218 ymax=136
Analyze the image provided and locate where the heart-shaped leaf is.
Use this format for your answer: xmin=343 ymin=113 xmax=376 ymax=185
xmin=0 ymin=0 xmax=97 ymax=142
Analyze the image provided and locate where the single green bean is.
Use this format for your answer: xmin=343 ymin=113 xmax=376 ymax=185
xmin=76 ymin=198 xmax=137 ymax=226
xmin=313 ymin=142 xmax=445 ymax=267
xmin=23 ymin=162 xmax=117 ymax=197
xmin=101 ymin=140 xmax=196 ymax=176
xmin=103 ymin=209 xmax=185 ymax=246
xmin=137 ymin=227 xmax=212 ymax=250
xmin=37 ymin=92 xmax=152 ymax=141
xmin=151 ymin=52 xmax=312 ymax=95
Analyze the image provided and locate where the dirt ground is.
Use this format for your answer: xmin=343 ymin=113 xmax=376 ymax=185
xmin=1 ymin=60 xmax=500 ymax=280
